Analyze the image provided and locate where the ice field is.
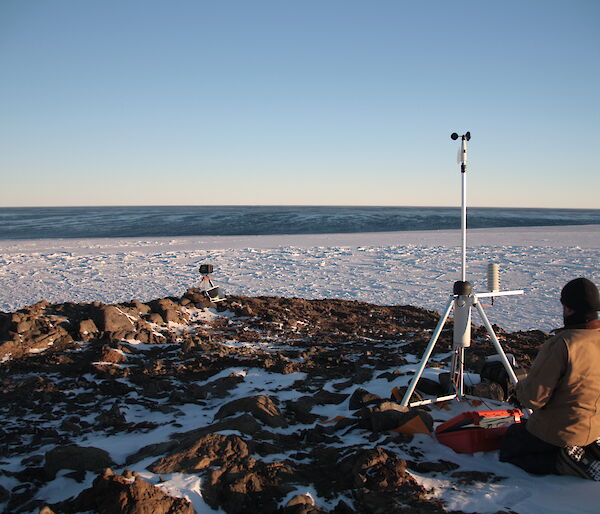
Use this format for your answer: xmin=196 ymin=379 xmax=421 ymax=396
xmin=1 ymin=224 xmax=598 ymax=332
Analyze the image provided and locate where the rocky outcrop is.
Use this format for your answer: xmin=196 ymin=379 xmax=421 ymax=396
xmin=0 ymin=288 xmax=224 ymax=362
xmin=203 ymin=460 xmax=297 ymax=514
xmin=96 ymin=305 xmax=138 ymax=332
xmin=0 ymin=294 xmax=544 ymax=513
xmin=48 ymin=468 xmax=194 ymax=513
xmin=214 ymin=395 xmax=288 ymax=428
xmin=149 ymin=433 xmax=251 ymax=474
xmin=148 ymin=298 xmax=189 ymax=324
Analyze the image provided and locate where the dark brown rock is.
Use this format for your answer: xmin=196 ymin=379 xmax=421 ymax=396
xmin=283 ymin=494 xmax=323 ymax=514
xmin=51 ymin=468 xmax=194 ymax=513
xmin=44 ymin=445 xmax=114 ymax=478
xmin=16 ymin=320 xmax=35 ymax=333
xmin=0 ymin=339 xmax=22 ymax=361
xmin=78 ymin=318 xmax=99 ymax=335
xmin=183 ymin=288 xmax=216 ymax=308
xmin=5 ymin=482 xmax=43 ymax=512
xmin=60 ymin=419 xmax=82 ymax=435
xmin=348 ymin=388 xmax=381 ymax=410
xmin=148 ymin=299 xmax=189 ymax=324
xmin=311 ymin=389 xmax=349 ymax=405
xmin=97 ymin=305 xmax=136 ymax=332
xmin=347 ymin=446 xmax=407 ymax=489
xmin=470 ymin=379 xmax=506 ymax=401
xmin=149 ymin=433 xmax=251 ymax=474
xmin=188 ymin=374 xmax=245 ymax=399
xmin=99 ymin=345 xmax=126 ymax=363
xmin=21 ymin=454 xmax=44 ymax=467
xmin=126 ymin=414 xmax=263 ymax=465
xmin=95 ymin=401 xmax=127 ymax=428
xmin=203 ymin=461 xmax=296 ymax=514
xmin=162 ymin=309 xmax=181 ymax=323
xmin=339 ymin=447 xmax=446 ymax=513
xmin=130 ymin=300 xmax=151 ymax=315
xmin=415 ymin=376 xmax=446 ymax=396
xmin=284 ymin=399 xmax=322 ymax=424
xmin=148 ymin=312 xmax=164 ymax=324
xmin=286 ymin=493 xmax=315 ymax=507
xmin=215 ymin=395 xmax=288 ymax=428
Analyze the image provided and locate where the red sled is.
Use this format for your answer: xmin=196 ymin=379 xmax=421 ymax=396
xmin=435 ymin=409 xmax=523 ymax=453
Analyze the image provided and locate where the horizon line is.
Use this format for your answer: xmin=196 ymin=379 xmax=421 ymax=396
xmin=1 ymin=204 xmax=599 ymax=211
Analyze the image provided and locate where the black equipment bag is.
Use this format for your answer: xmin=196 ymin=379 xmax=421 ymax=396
xmin=480 ymin=359 xmax=527 ymax=399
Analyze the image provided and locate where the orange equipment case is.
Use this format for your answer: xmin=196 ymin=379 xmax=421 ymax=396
xmin=435 ymin=409 xmax=523 ymax=453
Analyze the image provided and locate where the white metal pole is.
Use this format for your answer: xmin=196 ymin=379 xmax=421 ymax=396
xmin=460 ymin=138 xmax=467 ymax=282
xmin=461 ymin=172 xmax=466 ymax=281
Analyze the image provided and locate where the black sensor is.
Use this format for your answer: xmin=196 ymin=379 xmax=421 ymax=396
xmin=199 ymin=264 xmax=214 ymax=275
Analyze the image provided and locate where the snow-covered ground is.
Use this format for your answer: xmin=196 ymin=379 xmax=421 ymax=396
xmin=4 ymin=336 xmax=600 ymax=513
xmin=1 ymin=225 xmax=599 ymax=332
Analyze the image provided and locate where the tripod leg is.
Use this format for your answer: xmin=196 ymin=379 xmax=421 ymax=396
xmin=473 ymin=301 xmax=519 ymax=385
xmin=401 ymin=296 xmax=454 ymax=406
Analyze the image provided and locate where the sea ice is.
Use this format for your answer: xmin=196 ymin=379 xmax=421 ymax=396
xmin=1 ymin=225 xmax=598 ymax=332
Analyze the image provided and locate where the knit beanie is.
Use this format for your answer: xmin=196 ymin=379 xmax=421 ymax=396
xmin=560 ymin=278 xmax=600 ymax=312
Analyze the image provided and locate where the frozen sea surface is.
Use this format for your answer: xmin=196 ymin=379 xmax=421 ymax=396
xmin=1 ymin=225 xmax=598 ymax=332
xmin=1 ymin=205 xmax=599 ymax=239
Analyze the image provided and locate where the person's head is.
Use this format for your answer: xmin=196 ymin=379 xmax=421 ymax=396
xmin=560 ymin=277 xmax=600 ymax=325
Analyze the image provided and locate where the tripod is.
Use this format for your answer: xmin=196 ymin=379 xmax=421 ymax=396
xmin=400 ymin=132 xmax=523 ymax=407
xmin=198 ymin=264 xmax=225 ymax=303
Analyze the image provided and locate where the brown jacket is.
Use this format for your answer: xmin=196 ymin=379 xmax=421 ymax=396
xmin=516 ymin=320 xmax=600 ymax=447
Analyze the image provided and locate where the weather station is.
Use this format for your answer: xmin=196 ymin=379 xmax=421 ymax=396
xmin=401 ymin=132 xmax=524 ymax=407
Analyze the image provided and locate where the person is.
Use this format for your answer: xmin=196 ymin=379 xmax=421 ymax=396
xmin=499 ymin=277 xmax=600 ymax=480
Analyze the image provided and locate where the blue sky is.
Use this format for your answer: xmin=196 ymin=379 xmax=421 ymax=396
xmin=0 ymin=0 xmax=598 ymax=208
